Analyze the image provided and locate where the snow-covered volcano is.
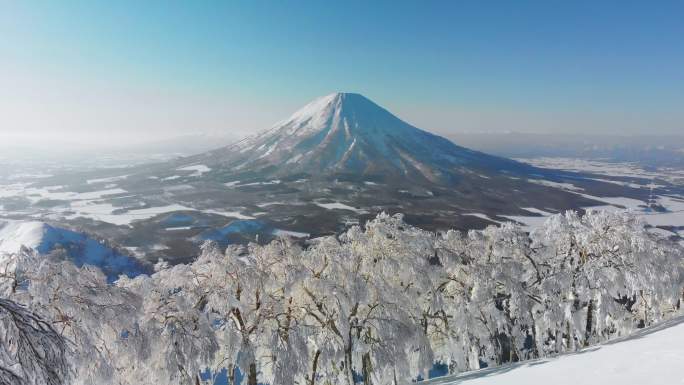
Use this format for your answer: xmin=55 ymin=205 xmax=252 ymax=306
xmin=202 ymin=92 xmax=527 ymax=183
xmin=1 ymin=93 xmax=652 ymax=259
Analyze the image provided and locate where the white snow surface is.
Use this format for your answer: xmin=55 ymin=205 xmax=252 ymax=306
xmin=176 ymin=164 xmax=211 ymax=176
xmin=66 ymin=203 xmax=195 ymax=226
xmin=425 ymin=316 xmax=684 ymax=385
xmin=462 ymin=213 xmax=500 ymax=224
xmin=315 ymin=201 xmax=368 ymax=214
xmin=527 ymin=179 xmax=584 ymax=191
xmin=500 ymin=159 xmax=684 ymax=237
xmin=276 ymin=92 xmax=341 ymax=136
xmin=164 ymin=226 xmax=193 ymax=231
xmin=0 ymin=221 xmax=45 ymax=254
xmin=86 ymin=174 xmax=129 ymax=185
xmin=520 ymin=157 xmax=684 ymax=183
xmin=0 ymin=220 xmax=145 ymax=280
xmin=272 ymin=229 xmax=310 ymax=238
xmin=203 ymin=209 xmax=255 ymax=220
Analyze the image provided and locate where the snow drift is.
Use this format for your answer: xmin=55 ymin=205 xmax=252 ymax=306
xmin=426 ymin=315 xmax=684 ymax=385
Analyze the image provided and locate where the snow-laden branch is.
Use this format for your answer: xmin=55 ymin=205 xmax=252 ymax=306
xmin=0 ymin=298 xmax=70 ymax=385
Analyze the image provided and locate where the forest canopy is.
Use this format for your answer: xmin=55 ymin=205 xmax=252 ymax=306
xmin=1 ymin=210 xmax=683 ymax=385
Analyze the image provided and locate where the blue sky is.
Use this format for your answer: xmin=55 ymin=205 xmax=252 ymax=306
xmin=1 ymin=1 xmax=682 ymax=146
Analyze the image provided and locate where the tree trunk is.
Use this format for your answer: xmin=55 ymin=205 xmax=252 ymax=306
xmin=555 ymin=329 xmax=562 ymax=353
xmin=228 ymin=364 xmax=235 ymax=385
xmin=566 ymin=321 xmax=575 ymax=351
xmin=309 ymin=349 xmax=321 ymax=385
xmin=528 ymin=310 xmax=540 ymax=358
xmin=362 ymin=352 xmax=373 ymax=385
xmin=345 ymin=340 xmax=355 ymax=385
xmin=585 ymin=299 xmax=594 ymax=346
xmin=248 ymin=362 xmax=257 ymax=385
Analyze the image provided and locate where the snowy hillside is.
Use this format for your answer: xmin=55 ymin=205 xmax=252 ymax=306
xmin=0 ymin=220 xmax=148 ymax=281
xmin=426 ymin=315 xmax=684 ymax=385
xmin=0 ymin=221 xmax=51 ymax=254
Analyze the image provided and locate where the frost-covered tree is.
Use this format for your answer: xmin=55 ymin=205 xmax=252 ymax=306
xmin=530 ymin=210 xmax=683 ymax=351
xmin=432 ymin=222 xmax=539 ymax=370
xmin=0 ymin=210 xmax=682 ymax=385
xmin=295 ymin=214 xmax=437 ymax=385
xmin=117 ymin=260 xmax=218 ymax=385
xmin=0 ymin=297 xmax=70 ymax=385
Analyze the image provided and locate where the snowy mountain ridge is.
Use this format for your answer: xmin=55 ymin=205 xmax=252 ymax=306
xmin=0 ymin=220 xmax=148 ymax=281
xmin=0 ymin=221 xmax=49 ymax=255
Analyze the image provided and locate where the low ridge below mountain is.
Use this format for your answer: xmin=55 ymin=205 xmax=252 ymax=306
xmin=0 ymin=221 xmax=149 ymax=281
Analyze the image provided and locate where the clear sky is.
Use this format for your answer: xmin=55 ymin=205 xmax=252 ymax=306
xmin=1 ymin=0 xmax=682 ymax=148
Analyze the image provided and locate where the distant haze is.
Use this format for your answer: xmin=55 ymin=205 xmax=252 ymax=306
xmin=1 ymin=2 xmax=683 ymax=152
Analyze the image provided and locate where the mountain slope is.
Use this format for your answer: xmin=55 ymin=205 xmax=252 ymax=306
xmin=199 ymin=92 xmax=531 ymax=184
xmin=425 ymin=316 xmax=684 ymax=385
xmin=0 ymin=221 xmax=149 ymax=281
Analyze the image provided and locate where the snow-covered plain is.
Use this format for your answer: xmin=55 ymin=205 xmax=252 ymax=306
xmin=425 ymin=316 xmax=684 ymax=385
xmin=527 ymin=178 xmax=584 ymax=191
xmin=315 ymin=201 xmax=368 ymax=214
xmin=519 ymin=157 xmax=684 ymax=183
xmin=462 ymin=213 xmax=499 ymax=223
xmin=505 ymin=189 xmax=684 ymax=239
xmin=272 ymin=228 xmax=309 ymax=238
xmin=86 ymin=174 xmax=130 ymax=185
xmin=0 ymin=181 xmax=261 ymax=226
xmin=504 ymin=158 xmax=684 ymax=240
xmin=203 ymin=209 xmax=255 ymax=220
xmin=176 ymin=164 xmax=211 ymax=177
